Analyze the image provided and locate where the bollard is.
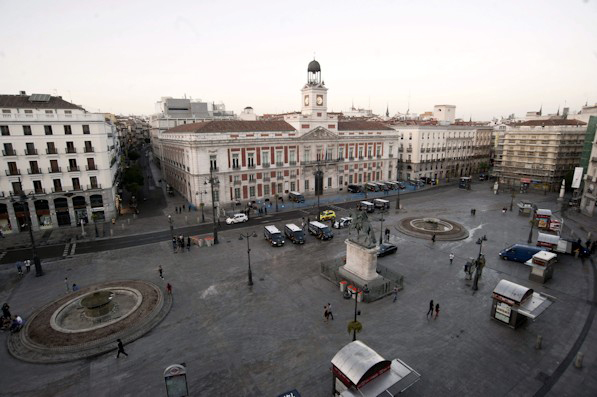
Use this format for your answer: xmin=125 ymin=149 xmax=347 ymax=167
xmin=133 ymin=213 xmax=137 ymax=220
xmin=185 ymin=216 xmax=188 ymax=224
xmin=574 ymin=352 xmax=583 ymax=368
xmin=127 ymin=218 xmax=131 ymax=224
xmin=121 ymin=223 xmax=125 ymax=230
xmin=110 ymin=229 xmax=114 ymax=237
xmin=535 ymin=335 xmax=542 ymax=350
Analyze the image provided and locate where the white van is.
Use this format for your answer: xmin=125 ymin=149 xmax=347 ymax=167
xmin=264 ymin=225 xmax=285 ymax=246
xmin=374 ymin=199 xmax=390 ymax=210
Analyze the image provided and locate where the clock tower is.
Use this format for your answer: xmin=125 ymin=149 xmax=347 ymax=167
xmin=301 ymin=59 xmax=328 ymax=118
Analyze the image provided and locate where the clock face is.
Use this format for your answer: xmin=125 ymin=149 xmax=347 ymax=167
xmin=304 ymin=95 xmax=309 ymax=106
xmin=316 ymin=95 xmax=323 ymax=106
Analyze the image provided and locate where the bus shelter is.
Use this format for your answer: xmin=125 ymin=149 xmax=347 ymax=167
xmin=491 ymin=279 xmax=555 ymax=329
xmin=331 ymin=341 xmax=420 ymax=396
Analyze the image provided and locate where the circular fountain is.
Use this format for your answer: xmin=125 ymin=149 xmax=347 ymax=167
xmin=397 ymin=217 xmax=468 ymax=240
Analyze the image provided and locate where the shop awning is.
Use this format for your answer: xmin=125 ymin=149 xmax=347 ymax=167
xmin=340 ymin=359 xmax=421 ymax=397
xmin=516 ymin=292 xmax=555 ymax=319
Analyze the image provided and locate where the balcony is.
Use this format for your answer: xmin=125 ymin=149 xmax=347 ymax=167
xmin=289 ymin=161 xmax=297 ymax=166
xmin=25 ymin=148 xmax=38 ymax=155
xmin=349 ymin=156 xmax=355 ymax=160
xmin=68 ymin=166 xmax=80 ymax=172
xmin=6 ymin=168 xmax=21 ymax=176
xmin=46 ymin=148 xmax=58 ymax=155
xmin=86 ymin=165 xmax=98 ymax=171
xmin=52 ymin=187 xmax=64 ymax=193
xmin=389 ymin=153 xmax=394 ymax=157
xmin=233 ymin=180 xmax=241 ymax=185
xmin=65 ymin=147 xmax=77 ymax=154
xmin=232 ymin=165 xmax=241 ymax=170
xmin=276 ymin=175 xmax=284 ymax=180
xmin=87 ymin=184 xmax=102 ymax=190
xmin=406 ymin=148 xmax=412 ymax=153
xmin=2 ymin=149 xmax=17 ymax=156
xmin=358 ymin=156 xmax=364 ymax=160
xmin=248 ymin=178 xmax=256 ymax=184
xmin=398 ymin=147 xmax=404 ymax=152
xmin=367 ymin=155 xmax=373 ymax=160
xmin=48 ymin=167 xmax=62 ymax=173
xmin=71 ymin=185 xmax=83 ymax=192
xmin=10 ymin=190 xmax=24 ymax=196
xmin=276 ymin=162 xmax=284 ymax=167
xmin=262 ymin=163 xmax=270 ymax=168
xmin=34 ymin=188 xmax=46 ymax=194
xmin=247 ymin=164 xmax=256 ymax=169
xmin=376 ymin=154 xmax=382 ymax=159
xmin=84 ymin=146 xmax=95 ymax=153
xmin=263 ymin=177 xmax=271 ymax=182
xmin=27 ymin=168 xmax=42 ymax=175
xmin=210 ymin=166 xmax=219 ymax=172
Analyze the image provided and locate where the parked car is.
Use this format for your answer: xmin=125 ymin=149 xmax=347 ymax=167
xmin=377 ymin=243 xmax=397 ymax=257
xmin=333 ymin=217 xmax=352 ymax=229
xmin=499 ymin=244 xmax=546 ymax=263
xmin=347 ymin=184 xmax=362 ymax=193
xmin=288 ymin=191 xmax=305 ymax=203
xmin=479 ymin=173 xmax=489 ymax=181
xmin=396 ymin=181 xmax=406 ymax=189
xmin=284 ymin=223 xmax=305 ymax=244
xmin=226 ymin=213 xmax=249 ymax=224
xmin=320 ymin=210 xmax=336 ymax=221
xmin=308 ymin=221 xmax=334 ymax=240
xmin=264 ymin=225 xmax=285 ymax=246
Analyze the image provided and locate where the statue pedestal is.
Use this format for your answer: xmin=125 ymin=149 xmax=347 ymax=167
xmin=339 ymin=239 xmax=381 ymax=286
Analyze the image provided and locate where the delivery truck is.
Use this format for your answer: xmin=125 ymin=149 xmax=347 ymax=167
xmin=536 ymin=233 xmax=589 ymax=257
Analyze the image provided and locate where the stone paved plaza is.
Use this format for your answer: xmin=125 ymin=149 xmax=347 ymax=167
xmin=1 ymin=183 xmax=596 ymax=396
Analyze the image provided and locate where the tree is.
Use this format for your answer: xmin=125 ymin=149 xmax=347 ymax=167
xmin=123 ymin=165 xmax=144 ymax=195
xmin=128 ymin=150 xmax=140 ymax=161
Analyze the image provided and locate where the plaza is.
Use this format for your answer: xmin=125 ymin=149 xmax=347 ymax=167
xmin=1 ymin=182 xmax=596 ymax=396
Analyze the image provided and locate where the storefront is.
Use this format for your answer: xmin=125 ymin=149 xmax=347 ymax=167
xmin=73 ymin=196 xmax=88 ymax=225
xmin=54 ymin=198 xmax=71 ymax=227
xmin=491 ymin=279 xmax=554 ymax=329
xmin=331 ymin=340 xmax=420 ymax=396
xmin=34 ymin=199 xmax=52 ymax=229
xmin=13 ymin=202 xmax=30 ymax=232
xmin=0 ymin=203 xmax=12 ymax=234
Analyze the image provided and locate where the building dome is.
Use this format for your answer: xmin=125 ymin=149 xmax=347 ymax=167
xmin=308 ymin=60 xmax=321 ymax=73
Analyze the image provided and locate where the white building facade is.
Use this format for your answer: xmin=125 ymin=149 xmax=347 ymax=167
xmin=0 ymin=93 xmax=120 ymax=233
xmin=157 ymin=61 xmax=492 ymax=209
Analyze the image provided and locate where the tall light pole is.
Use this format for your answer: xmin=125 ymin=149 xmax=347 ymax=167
xmin=395 ymin=158 xmax=401 ymax=211
xmin=239 ymin=231 xmax=257 ymax=286
xmin=527 ymin=206 xmax=537 ymax=244
xmin=197 ymin=187 xmax=207 ymax=223
xmin=10 ymin=185 xmax=43 ymax=277
xmin=473 ymin=235 xmax=487 ymax=291
xmin=509 ymin=188 xmax=515 ymax=212
xmin=207 ymin=167 xmax=219 ymax=244
xmin=314 ymin=163 xmax=323 ymax=221
xmin=348 ymin=285 xmax=369 ymax=341
xmin=378 ymin=210 xmax=385 ymax=245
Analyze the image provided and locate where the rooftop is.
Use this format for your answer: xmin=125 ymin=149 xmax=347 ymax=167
xmin=338 ymin=121 xmax=394 ymax=131
xmin=0 ymin=93 xmax=84 ymax=110
xmin=514 ymin=119 xmax=587 ymax=127
xmin=165 ymin=120 xmax=296 ymax=133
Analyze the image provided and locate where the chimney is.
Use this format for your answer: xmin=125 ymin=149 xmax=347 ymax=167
xmin=19 ymin=90 xmax=26 ymax=96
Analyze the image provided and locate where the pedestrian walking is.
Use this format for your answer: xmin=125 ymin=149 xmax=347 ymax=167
xmin=16 ymin=262 xmax=23 ymax=276
xmin=72 ymin=283 xmax=79 ymax=292
xmin=327 ymin=303 xmax=334 ymax=320
xmin=187 ymin=236 xmax=191 ymax=251
xmin=434 ymin=303 xmax=440 ymax=319
xmin=172 ymin=237 xmax=177 ymax=252
xmin=427 ymin=300 xmax=434 ymax=318
xmin=158 ymin=265 xmax=164 ymax=279
xmin=65 ymin=277 xmax=70 ymax=292
xmin=323 ymin=305 xmax=329 ymax=322
xmin=385 ymin=228 xmax=390 ymax=242
xmin=307 ymin=217 xmax=311 ymax=225
xmin=449 ymin=253 xmax=454 ymax=264
xmin=431 ymin=234 xmax=436 ymax=243
xmin=502 ymin=207 xmax=507 ymax=214
xmin=166 ymin=283 xmax=172 ymax=294
xmin=2 ymin=303 xmax=11 ymax=319
xmin=25 ymin=260 xmax=31 ymax=273
xmin=392 ymin=286 xmax=398 ymax=302
xmin=116 ymin=338 xmax=128 ymax=358
xmin=188 ymin=205 xmax=191 ymax=212
xmin=264 ymin=207 xmax=268 ymax=215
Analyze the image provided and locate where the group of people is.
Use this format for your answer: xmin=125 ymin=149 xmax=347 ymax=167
xmin=1 ymin=303 xmax=23 ymax=333
xmin=15 ymin=260 xmax=32 ymax=276
xmin=174 ymin=205 xmax=192 ymax=214
xmin=157 ymin=265 xmax=173 ymax=295
xmin=427 ymin=300 xmax=440 ymax=319
xmin=172 ymin=235 xmax=191 ymax=252
xmin=323 ymin=303 xmax=334 ymax=322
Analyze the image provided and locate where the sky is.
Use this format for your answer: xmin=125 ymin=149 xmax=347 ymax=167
xmin=1 ymin=0 xmax=596 ymax=120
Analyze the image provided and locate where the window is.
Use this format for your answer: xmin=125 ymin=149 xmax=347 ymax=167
xmin=83 ymin=125 xmax=90 ymax=134
xmin=262 ymin=152 xmax=270 ymax=166
xmin=232 ymin=154 xmax=239 ymax=168
xmin=289 ymin=151 xmax=296 ymax=163
xmin=338 ymin=147 xmax=344 ymax=159
xmin=0 ymin=126 xmax=9 ymax=136
xmin=209 ymin=155 xmax=217 ymax=170
xmin=23 ymin=125 xmax=32 ymax=135
xmin=358 ymin=148 xmax=363 ymax=158
xmin=53 ymin=179 xmax=62 ymax=192
xmin=1 ymin=109 xmax=10 ymax=114
xmin=249 ymin=186 xmax=255 ymax=197
xmin=66 ymin=141 xmax=75 ymax=153
xmin=249 ymin=174 xmax=255 ymax=182
xmin=25 ymin=143 xmax=36 ymax=155
xmin=304 ymin=148 xmax=310 ymax=162
xmin=72 ymin=178 xmax=81 ymax=190
xmin=64 ymin=125 xmax=72 ymax=135
xmin=247 ymin=153 xmax=255 ymax=167
xmin=84 ymin=141 xmax=93 ymax=152
xmin=24 ymin=109 xmax=32 ymax=114
xmin=349 ymin=148 xmax=354 ymax=158
xmin=305 ymin=180 xmax=310 ymax=191
xmin=29 ymin=160 xmax=39 ymax=174
xmin=65 ymin=110 xmax=72 ymax=115
xmin=276 ymin=151 xmax=283 ymax=165
xmin=68 ymin=159 xmax=78 ymax=171
xmin=349 ymin=175 xmax=353 ymax=184
xmin=263 ymin=184 xmax=270 ymax=196
xmin=3 ymin=143 xmax=15 ymax=155
xmin=90 ymin=176 xmax=98 ymax=188
xmin=326 ymin=147 xmax=333 ymax=160
xmin=7 ymin=161 xmax=18 ymax=175
xmin=50 ymin=160 xmax=59 ymax=172
xmin=33 ymin=180 xmax=43 ymax=194
xmin=45 ymin=110 xmax=53 ymax=114
xmin=47 ymin=142 xmax=57 ymax=154
xmin=12 ymin=181 xmax=23 ymax=194
xmin=328 ymin=177 xmax=332 ymax=187
xmin=376 ymin=146 xmax=381 ymax=156
xmin=44 ymin=125 xmax=53 ymax=135
xmin=367 ymin=147 xmax=372 ymax=158
xmin=87 ymin=158 xmax=96 ymax=170
xmin=358 ymin=174 xmax=362 ymax=183
xmin=290 ymin=181 xmax=296 ymax=191
xmin=234 ymin=188 xmax=241 ymax=199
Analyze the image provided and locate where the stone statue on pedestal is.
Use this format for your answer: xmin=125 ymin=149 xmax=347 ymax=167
xmin=348 ymin=211 xmax=377 ymax=249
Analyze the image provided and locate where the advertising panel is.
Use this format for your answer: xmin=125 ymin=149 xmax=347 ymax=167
xmin=571 ymin=167 xmax=584 ymax=189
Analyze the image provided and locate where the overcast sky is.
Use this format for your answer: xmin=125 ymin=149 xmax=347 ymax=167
xmin=1 ymin=0 xmax=596 ymax=120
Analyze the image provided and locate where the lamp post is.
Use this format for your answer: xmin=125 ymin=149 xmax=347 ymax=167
xmin=314 ymin=164 xmax=323 ymax=221
xmin=239 ymin=231 xmax=257 ymax=286
xmin=10 ymin=186 xmax=43 ymax=277
xmin=378 ymin=210 xmax=385 ymax=245
xmin=196 ymin=188 xmax=207 ymax=223
xmin=348 ymin=285 xmax=369 ymax=341
xmin=395 ymin=158 xmax=401 ymax=211
xmin=527 ymin=206 xmax=537 ymax=244
xmin=509 ymin=188 xmax=515 ymax=212
xmin=473 ymin=235 xmax=487 ymax=291
xmin=207 ymin=167 xmax=219 ymax=244
xmin=168 ymin=214 xmax=173 ymax=239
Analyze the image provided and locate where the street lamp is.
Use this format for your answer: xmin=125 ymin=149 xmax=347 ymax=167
xmin=527 ymin=205 xmax=537 ymax=244
xmin=347 ymin=284 xmax=369 ymax=341
xmin=206 ymin=167 xmax=219 ymax=244
xmin=239 ymin=231 xmax=257 ymax=286
xmin=395 ymin=159 xmax=401 ymax=211
xmin=10 ymin=186 xmax=43 ymax=277
xmin=196 ymin=188 xmax=207 ymax=223
xmin=473 ymin=235 xmax=487 ymax=291
xmin=509 ymin=188 xmax=515 ymax=212
xmin=314 ymin=164 xmax=323 ymax=221
xmin=168 ymin=214 xmax=174 ymax=240
xmin=378 ymin=210 xmax=386 ymax=245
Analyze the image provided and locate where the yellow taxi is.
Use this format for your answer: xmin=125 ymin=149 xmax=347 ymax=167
xmin=320 ymin=210 xmax=336 ymax=221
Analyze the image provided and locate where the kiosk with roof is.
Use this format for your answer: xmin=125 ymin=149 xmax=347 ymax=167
xmin=491 ymin=279 xmax=555 ymax=329
xmin=331 ymin=340 xmax=420 ymax=396
xmin=524 ymin=251 xmax=557 ymax=284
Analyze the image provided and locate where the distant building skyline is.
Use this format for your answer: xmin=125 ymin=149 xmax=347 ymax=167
xmin=1 ymin=0 xmax=595 ymax=120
